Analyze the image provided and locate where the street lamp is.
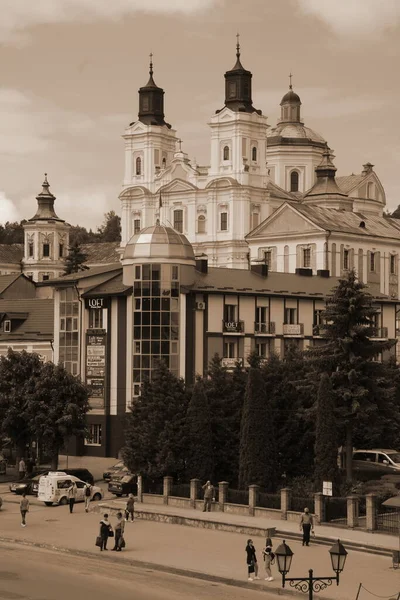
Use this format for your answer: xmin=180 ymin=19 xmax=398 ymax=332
xmin=275 ymin=539 xmax=348 ymax=599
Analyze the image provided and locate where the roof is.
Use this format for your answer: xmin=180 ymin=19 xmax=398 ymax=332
xmin=267 ymin=122 xmax=326 ymax=144
xmin=267 ymin=181 xmax=298 ymax=201
xmin=281 ymin=89 xmax=301 ymax=105
xmin=0 ymin=273 xmax=21 ymax=294
xmin=0 ymin=299 xmax=53 ymax=339
xmin=123 ymin=223 xmax=195 ymax=263
xmin=0 ymin=244 xmax=23 ymax=264
xmin=82 ymin=272 xmax=131 ymax=297
xmin=82 ymin=242 xmax=121 ymax=264
xmin=41 ymin=263 xmax=121 ymax=284
xmin=336 ymin=174 xmax=365 ymax=194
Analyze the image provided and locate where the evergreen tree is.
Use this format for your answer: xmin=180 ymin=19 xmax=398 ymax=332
xmin=239 ymin=359 xmax=277 ymax=490
xmin=122 ymin=360 xmax=188 ymax=480
xmin=97 ymin=210 xmax=121 ymax=242
xmin=314 ymin=373 xmax=339 ymax=492
xmin=63 ymin=242 xmax=89 ymax=275
xmin=185 ymin=378 xmax=214 ymax=481
xmin=306 ymin=270 xmax=396 ymax=481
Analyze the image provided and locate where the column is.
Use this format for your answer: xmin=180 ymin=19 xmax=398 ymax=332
xmin=248 ymin=484 xmax=259 ymax=517
xmin=163 ymin=475 xmax=173 ymax=506
xmin=366 ymin=494 xmax=377 ymax=532
xmin=314 ymin=492 xmax=325 ymax=524
xmin=136 ymin=475 xmax=143 ymax=503
xmin=190 ymin=478 xmax=201 ymax=509
xmin=280 ymin=488 xmax=292 ymax=520
xmin=347 ymin=495 xmax=359 ymax=528
xmin=218 ymin=481 xmax=229 ymax=512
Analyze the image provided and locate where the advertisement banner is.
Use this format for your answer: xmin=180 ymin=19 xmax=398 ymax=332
xmin=86 ymin=332 xmax=106 ymax=409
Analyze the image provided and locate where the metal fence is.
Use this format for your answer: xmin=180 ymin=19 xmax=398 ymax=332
xmin=376 ymin=501 xmax=400 ymax=535
xmin=257 ymin=492 xmax=281 ymax=510
xmin=291 ymin=496 xmax=314 ymax=513
xmin=226 ymin=488 xmax=249 ymax=505
xmin=170 ymin=483 xmax=191 ymax=498
xmin=142 ymin=479 xmax=164 ymax=495
xmin=324 ymin=497 xmax=348 ymax=524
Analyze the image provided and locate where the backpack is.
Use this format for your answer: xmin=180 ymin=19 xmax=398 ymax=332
xmin=85 ymin=485 xmax=91 ymax=497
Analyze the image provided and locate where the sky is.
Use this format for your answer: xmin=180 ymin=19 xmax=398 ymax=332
xmin=0 ymin=0 xmax=399 ymax=229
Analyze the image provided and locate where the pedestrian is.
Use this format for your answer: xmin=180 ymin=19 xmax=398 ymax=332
xmin=67 ymin=481 xmax=77 ymax=513
xmin=84 ymin=482 xmax=92 ymax=513
xmin=20 ymin=493 xmax=29 ymax=527
xmin=245 ymin=539 xmax=259 ymax=581
xmin=262 ymin=537 xmax=275 ymax=581
xmin=112 ymin=512 xmax=125 ymax=551
xmin=300 ymin=507 xmax=314 ymax=546
xmin=18 ymin=458 xmax=26 ymax=480
xmin=202 ymin=480 xmax=214 ymax=512
xmin=125 ymin=493 xmax=135 ymax=522
xmin=99 ymin=513 xmax=112 ymax=551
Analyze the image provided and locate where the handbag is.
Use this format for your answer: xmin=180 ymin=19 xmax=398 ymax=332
xmin=108 ymin=529 xmax=114 ymax=538
xmin=118 ymin=536 xmax=126 ymax=549
xmin=95 ymin=536 xmax=102 ymax=548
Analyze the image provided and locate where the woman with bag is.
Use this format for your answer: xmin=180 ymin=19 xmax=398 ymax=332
xmin=112 ymin=512 xmax=125 ymax=551
xmin=245 ymin=539 xmax=259 ymax=581
xmin=98 ymin=513 xmax=113 ymax=551
xmin=262 ymin=537 xmax=275 ymax=581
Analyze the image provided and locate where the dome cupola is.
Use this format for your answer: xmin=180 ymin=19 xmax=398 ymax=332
xmin=29 ymin=174 xmax=64 ymax=222
xmin=138 ymin=54 xmax=169 ymax=127
xmin=279 ymin=74 xmax=302 ymax=123
xmin=222 ymin=35 xmax=260 ymax=114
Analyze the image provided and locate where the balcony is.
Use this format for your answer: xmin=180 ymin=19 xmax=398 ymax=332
xmin=283 ymin=323 xmax=304 ymax=336
xmin=370 ymin=326 xmax=388 ymax=339
xmin=221 ymin=357 xmax=244 ymax=370
xmin=222 ymin=320 xmax=244 ymax=334
xmin=254 ymin=321 xmax=275 ymax=335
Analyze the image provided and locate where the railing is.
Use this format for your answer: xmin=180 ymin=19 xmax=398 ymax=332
xmin=370 ymin=327 xmax=388 ymax=339
xmin=257 ymin=492 xmax=281 ymax=509
xmin=226 ymin=488 xmax=249 ymax=505
xmin=142 ymin=479 xmax=164 ymax=495
xmin=291 ymin=496 xmax=315 ymax=513
xmin=376 ymin=499 xmax=400 ymax=534
xmin=222 ymin=320 xmax=244 ymax=334
xmin=170 ymin=483 xmax=191 ymax=498
xmin=221 ymin=357 xmax=244 ymax=369
xmin=283 ymin=323 xmax=304 ymax=335
xmin=254 ymin=321 xmax=276 ymax=334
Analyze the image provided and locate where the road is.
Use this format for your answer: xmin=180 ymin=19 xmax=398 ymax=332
xmin=0 ymin=542 xmax=275 ymax=600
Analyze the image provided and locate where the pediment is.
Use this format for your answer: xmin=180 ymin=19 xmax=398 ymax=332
xmin=161 ymin=178 xmax=198 ymax=194
xmin=124 ymin=121 xmax=148 ymax=134
xmin=247 ymin=204 xmax=324 ymax=239
xmin=213 ymin=106 xmax=235 ymax=122
xmin=119 ymin=185 xmax=151 ymax=200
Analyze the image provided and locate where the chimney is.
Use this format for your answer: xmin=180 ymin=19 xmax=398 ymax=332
xmin=362 ymin=162 xmax=374 ymax=176
xmin=251 ymin=264 xmax=268 ymax=277
xmin=195 ymin=258 xmax=208 ymax=274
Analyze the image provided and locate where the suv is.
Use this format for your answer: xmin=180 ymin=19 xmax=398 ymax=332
xmin=108 ymin=473 xmax=137 ymax=497
xmin=353 ymin=449 xmax=400 ymax=477
xmin=103 ymin=461 xmax=129 ymax=482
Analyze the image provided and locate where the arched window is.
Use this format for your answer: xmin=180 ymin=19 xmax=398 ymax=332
xmin=198 ymin=215 xmax=206 ymax=234
xmin=252 ymin=146 xmax=257 ymax=161
xmin=367 ymin=181 xmax=374 ymax=199
xmin=162 ymin=157 xmax=166 ymax=169
xmin=135 ymin=156 xmax=142 ymax=176
xmin=290 ymin=170 xmax=299 ymax=192
xmin=223 ymin=146 xmax=230 ymax=161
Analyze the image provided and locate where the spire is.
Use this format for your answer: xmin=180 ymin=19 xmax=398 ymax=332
xmin=222 ymin=36 xmax=260 ymax=114
xmin=279 ymin=75 xmax=302 ymax=123
xmin=305 ymin=147 xmax=349 ymax=199
xmin=138 ymin=54 xmax=169 ymax=127
xmin=29 ymin=174 xmax=63 ymax=222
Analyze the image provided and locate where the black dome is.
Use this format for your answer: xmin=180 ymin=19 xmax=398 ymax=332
xmin=280 ymin=89 xmax=301 ymax=105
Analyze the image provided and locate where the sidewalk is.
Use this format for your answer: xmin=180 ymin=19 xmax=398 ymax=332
xmin=0 ymin=499 xmax=398 ymax=600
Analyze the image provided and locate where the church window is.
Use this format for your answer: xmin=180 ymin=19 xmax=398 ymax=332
xmin=302 ymin=247 xmax=311 ymax=268
xmin=59 ymin=243 xmax=64 ymax=258
xmin=136 ymin=157 xmax=142 ymax=176
xmin=390 ymin=255 xmax=396 ymax=275
xmin=290 ymin=171 xmax=299 ymax=192
xmin=367 ymin=182 xmax=374 ymax=199
xmin=162 ymin=157 xmax=166 ymax=169
xmin=28 ymin=242 xmax=34 ymax=258
xmin=220 ymin=212 xmax=228 ymax=231
xmin=134 ymin=219 xmax=141 ymax=234
xmin=173 ymin=210 xmax=183 ymax=233
xmin=343 ymin=249 xmax=349 ymax=270
xmin=43 ymin=243 xmax=50 ymax=258
xmin=228 ymin=81 xmax=237 ymax=99
xmin=251 ymin=212 xmax=259 ymax=230
xmin=197 ymin=215 xmax=206 ymax=234
xmin=370 ymin=252 xmax=376 ymax=272
xmin=264 ymin=250 xmax=272 ymax=267
xmin=223 ymin=146 xmax=230 ymax=161
xmin=252 ymin=146 xmax=257 ymax=162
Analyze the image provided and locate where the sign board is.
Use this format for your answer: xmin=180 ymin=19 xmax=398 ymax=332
xmin=323 ymin=481 xmax=333 ymax=496
xmin=85 ymin=332 xmax=106 ymax=409
xmin=84 ymin=297 xmax=110 ymax=310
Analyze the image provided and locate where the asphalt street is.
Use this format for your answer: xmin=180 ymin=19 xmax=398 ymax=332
xmin=0 ymin=542 xmax=275 ymax=600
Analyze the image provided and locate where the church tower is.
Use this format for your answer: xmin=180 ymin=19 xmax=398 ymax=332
xmin=22 ymin=174 xmax=70 ymax=282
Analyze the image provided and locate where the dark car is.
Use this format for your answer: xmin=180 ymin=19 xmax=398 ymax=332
xmin=62 ymin=468 xmax=95 ymax=485
xmin=9 ymin=467 xmax=94 ymax=495
xmin=108 ymin=474 xmax=137 ymax=497
xmin=103 ymin=461 xmax=129 ymax=482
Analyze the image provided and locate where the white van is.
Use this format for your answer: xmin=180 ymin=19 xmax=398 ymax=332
xmin=38 ymin=472 xmax=103 ymax=506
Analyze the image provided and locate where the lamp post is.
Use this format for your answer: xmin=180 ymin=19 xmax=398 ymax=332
xmin=275 ymin=539 xmax=348 ymax=600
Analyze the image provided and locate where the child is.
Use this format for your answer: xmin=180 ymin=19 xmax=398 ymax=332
xmin=245 ymin=539 xmax=259 ymax=581
xmin=262 ymin=537 xmax=275 ymax=581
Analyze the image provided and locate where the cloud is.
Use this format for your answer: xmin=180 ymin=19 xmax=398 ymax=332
xmin=297 ymin=0 xmax=400 ymax=36
xmin=0 ymin=0 xmax=218 ymax=45
xmin=0 ymin=191 xmax=20 ymax=224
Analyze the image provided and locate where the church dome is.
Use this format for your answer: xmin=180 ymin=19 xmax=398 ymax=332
xmin=267 ymin=122 xmax=326 ymax=144
xmin=280 ymin=89 xmax=301 ymax=105
xmin=123 ymin=222 xmax=195 ymax=264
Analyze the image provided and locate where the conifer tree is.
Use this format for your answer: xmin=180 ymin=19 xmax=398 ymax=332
xmin=185 ymin=378 xmax=214 ymax=481
xmin=63 ymin=242 xmax=89 ymax=275
xmin=314 ymin=373 xmax=339 ymax=492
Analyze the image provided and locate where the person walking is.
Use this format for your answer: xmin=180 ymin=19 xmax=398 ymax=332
xmin=84 ymin=483 xmax=92 ymax=513
xmin=20 ymin=493 xmax=29 ymax=527
xmin=300 ymin=507 xmax=314 ymax=546
xmin=112 ymin=512 xmax=125 ymax=551
xmin=202 ymin=480 xmax=214 ymax=512
xmin=262 ymin=537 xmax=274 ymax=581
xmin=245 ymin=539 xmax=259 ymax=581
xmin=99 ymin=514 xmax=112 ymax=551
xmin=18 ymin=458 xmax=26 ymax=480
xmin=125 ymin=493 xmax=135 ymax=522
xmin=67 ymin=481 xmax=77 ymax=514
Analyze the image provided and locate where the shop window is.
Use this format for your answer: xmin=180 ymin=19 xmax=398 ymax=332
xmin=89 ymin=308 xmax=103 ymax=329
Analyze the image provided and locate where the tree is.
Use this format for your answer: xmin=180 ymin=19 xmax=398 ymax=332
xmin=69 ymin=225 xmax=98 ymax=245
xmin=314 ymin=373 xmax=339 ymax=492
xmin=185 ymin=378 xmax=214 ymax=481
xmin=29 ymin=362 xmax=90 ymax=469
xmin=122 ymin=360 xmax=188 ymax=480
xmin=239 ymin=354 xmax=277 ymax=490
xmin=97 ymin=211 xmax=121 ymax=242
xmin=0 ymin=221 xmax=25 ymax=244
xmin=63 ymin=242 xmax=89 ymax=275
xmin=306 ymin=270 xmax=396 ymax=481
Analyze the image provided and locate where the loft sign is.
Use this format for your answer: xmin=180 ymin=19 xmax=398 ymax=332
xmin=85 ymin=297 xmax=109 ymax=309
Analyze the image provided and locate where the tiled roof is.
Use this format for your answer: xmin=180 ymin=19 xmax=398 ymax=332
xmin=46 ymin=263 xmax=122 ymax=283
xmin=336 ymin=175 xmax=364 ymax=194
xmin=267 ymin=181 xmax=298 ymax=201
xmin=82 ymin=272 xmax=131 ymax=297
xmin=0 ymin=244 xmax=23 ymax=264
xmin=0 ymin=299 xmax=54 ymax=339
xmin=0 ymin=274 xmax=21 ymax=294
xmin=82 ymin=242 xmax=121 ymax=264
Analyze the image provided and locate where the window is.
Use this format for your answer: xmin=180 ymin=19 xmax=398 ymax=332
xmin=89 ymin=308 xmax=103 ymax=329
xmin=42 ymin=274 xmax=50 ymax=281
xmin=284 ymin=308 xmax=297 ymax=324
xmin=223 ymin=341 xmax=236 ymax=358
xmin=314 ymin=309 xmax=324 ymax=325
xmin=162 ymin=157 xmax=166 ymax=169
xmin=134 ymin=219 xmax=141 ymax=234
xmin=224 ymin=304 xmax=236 ymax=322
xmin=85 ymin=424 xmax=102 ymax=446
xmin=264 ymin=250 xmax=272 ymax=267
xmin=197 ymin=215 xmax=206 ymax=234
xmin=370 ymin=252 xmax=376 ymax=272
xmin=3 ymin=320 xmax=11 ymax=333
xmin=255 ymin=341 xmax=269 ymax=357
xmin=303 ymin=248 xmax=311 ymax=268
xmin=171 ymin=266 xmax=179 ymax=280
xmin=252 ymin=146 xmax=257 ymax=161
xmin=43 ymin=243 xmax=50 ymax=257
xmin=59 ymin=288 xmax=79 ymax=376
xmin=173 ymin=210 xmax=183 ymax=233
xmin=367 ymin=182 xmax=374 ymax=199
xmin=28 ymin=243 xmax=34 ymax=258
xmin=343 ymin=249 xmax=349 ymax=270
xmin=251 ymin=212 xmax=259 ymax=230
xmin=390 ymin=255 xmax=396 ymax=275
xmin=59 ymin=243 xmax=64 ymax=258
xmin=290 ymin=171 xmax=299 ymax=192
xmin=256 ymin=306 xmax=268 ymax=325
xmin=223 ymin=145 xmax=230 ymax=161
xmin=220 ymin=212 xmax=228 ymax=231
xmin=135 ymin=156 xmax=142 ymax=176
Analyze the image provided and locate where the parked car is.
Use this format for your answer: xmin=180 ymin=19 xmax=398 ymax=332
xmin=103 ymin=461 xmax=129 ymax=482
xmin=38 ymin=472 xmax=103 ymax=506
xmin=353 ymin=449 xmax=400 ymax=477
xmin=9 ymin=467 xmax=94 ymax=495
xmin=108 ymin=473 xmax=137 ymax=497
